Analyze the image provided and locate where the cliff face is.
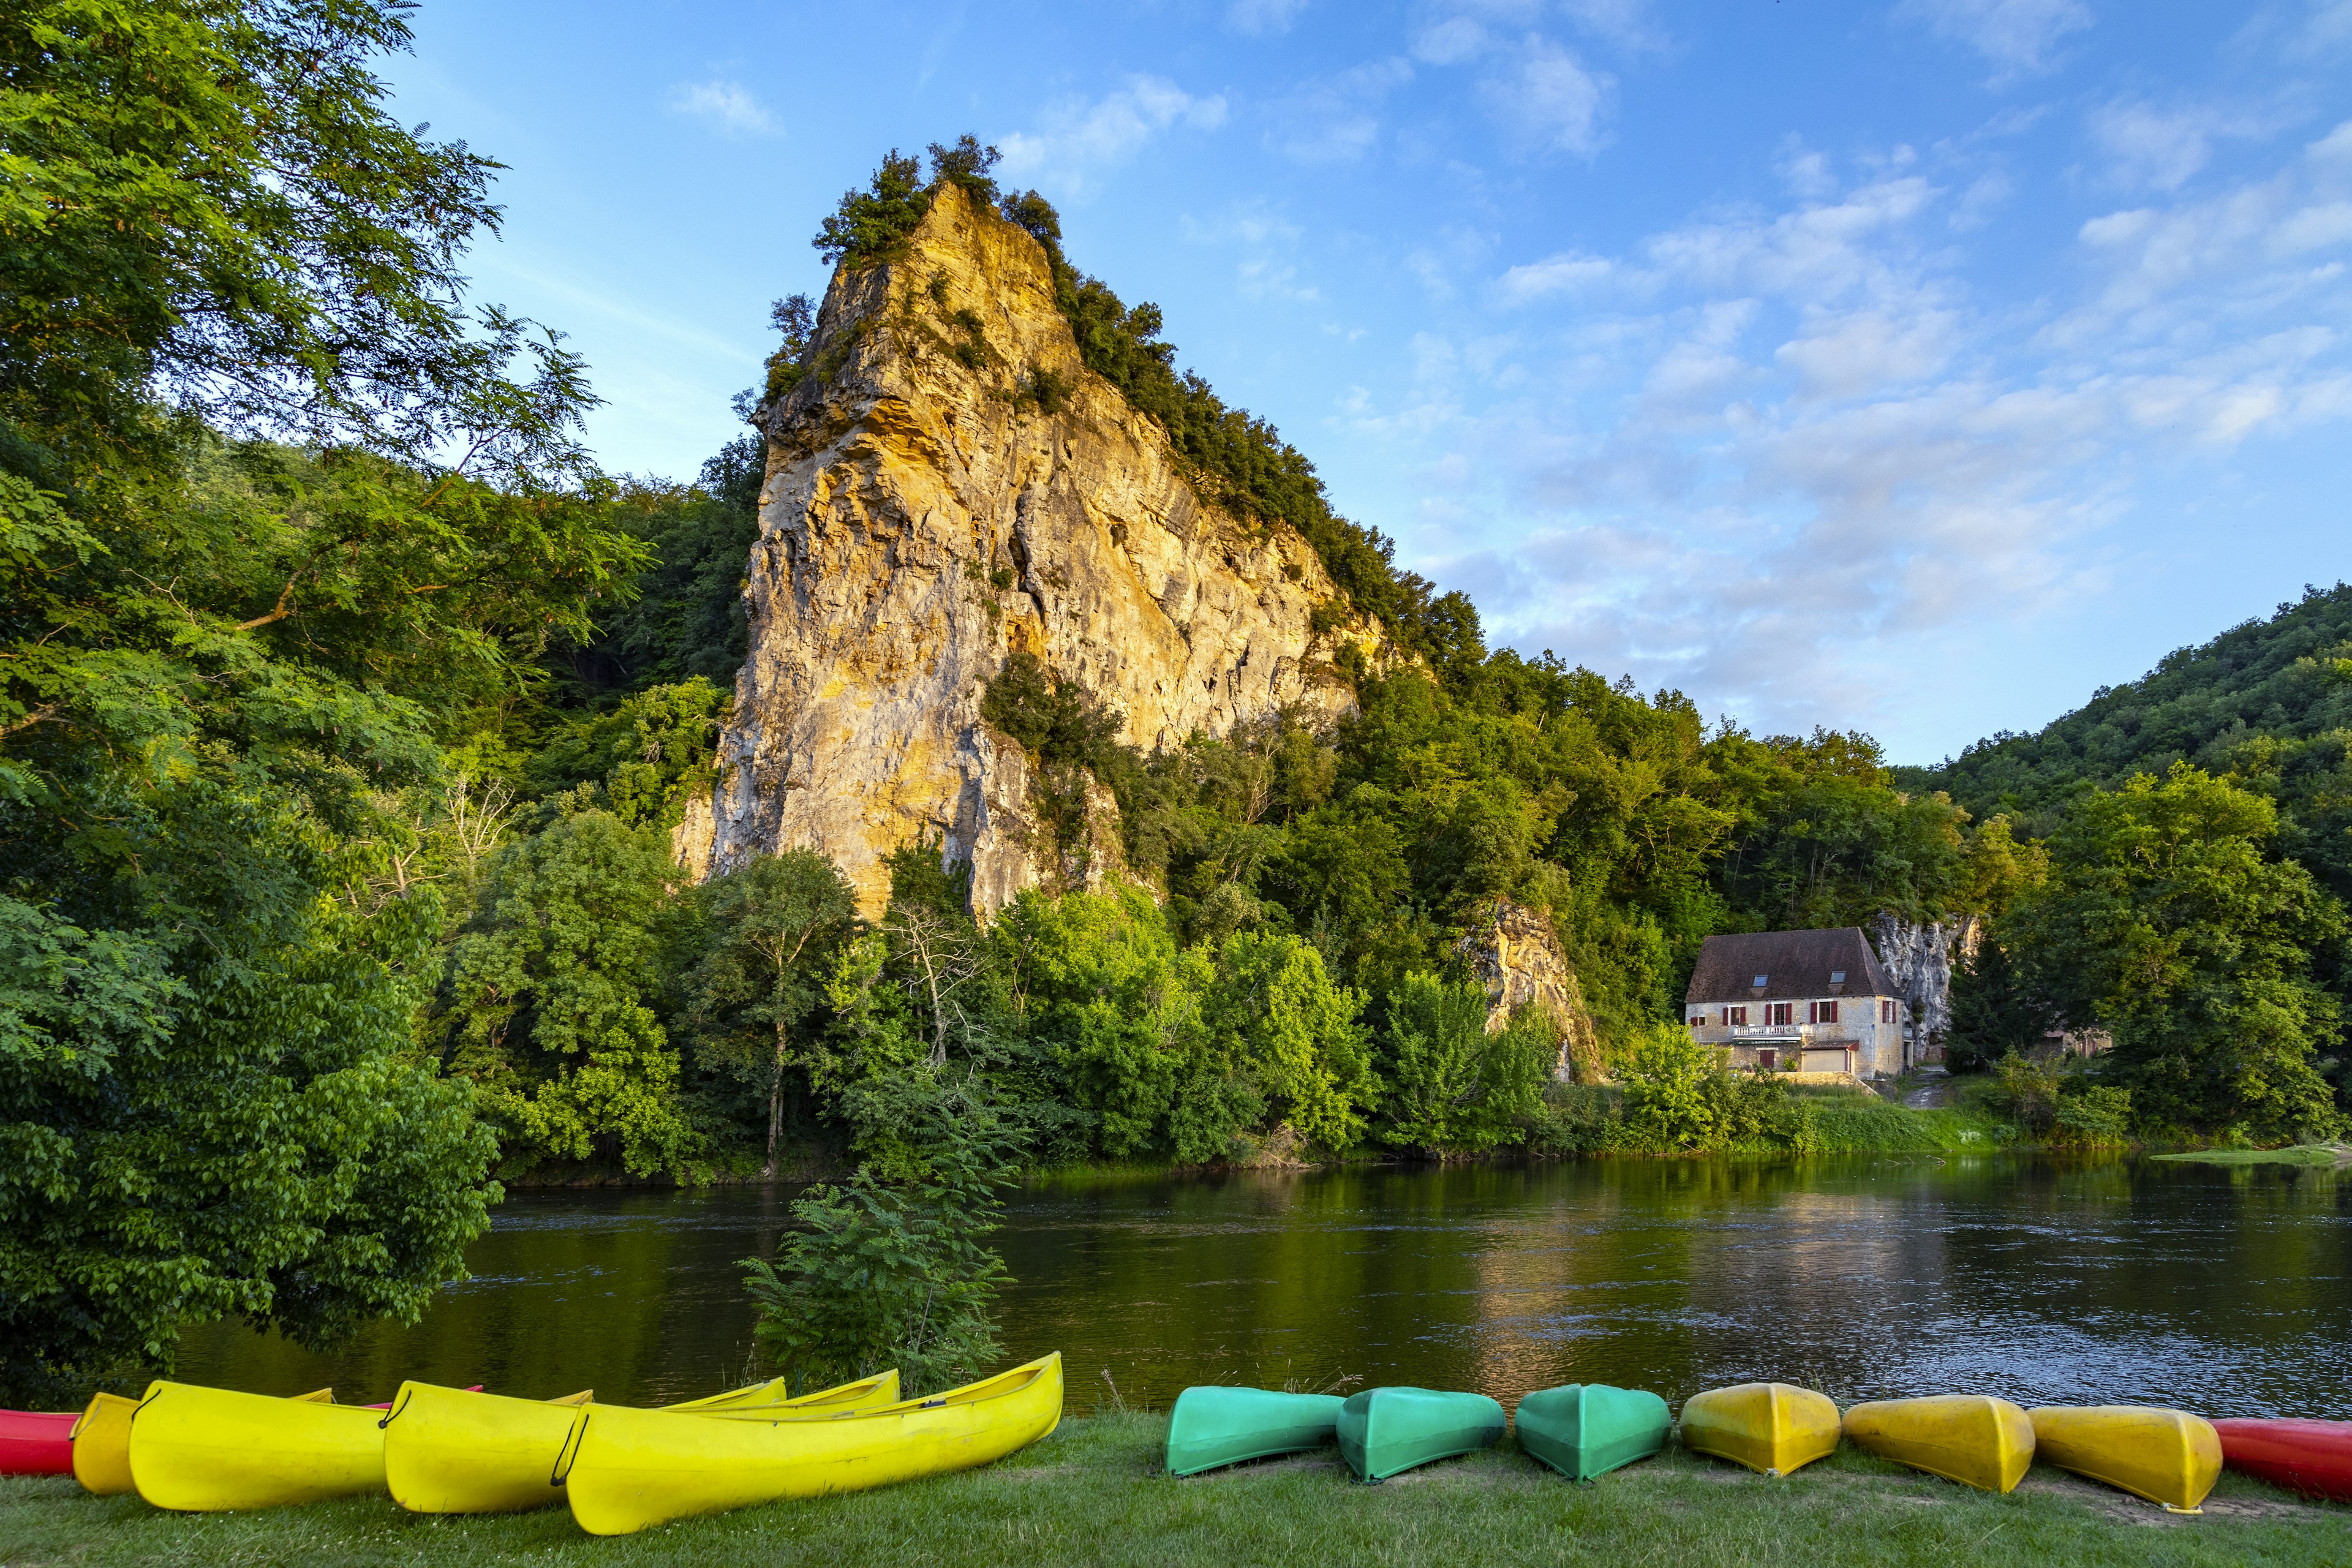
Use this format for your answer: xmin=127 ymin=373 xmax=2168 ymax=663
xmin=1456 ymin=899 xmax=1605 ymax=1083
xmin=691 ymin=184 xmax=1371 ymax=915
xmin=1869 ymin=911 xmax=1978 ymax=1055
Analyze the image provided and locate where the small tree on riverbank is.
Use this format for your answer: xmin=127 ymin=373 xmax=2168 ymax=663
xmin=742 ymin=1109 xmax=1021 ymax=1396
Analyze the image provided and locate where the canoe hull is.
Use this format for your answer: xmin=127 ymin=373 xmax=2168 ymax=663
xmin=1336 ymin=1387 xmax=1506 ymax=1482
xmin=129 ymin=1383 xmax=388 ymax=1510
xmin=2027 ymin=1404 xmax=2220 ymax=1512
xmin=1165 ymin=1387 xmax=1344 ymax=1477
xmin=2211 ymin=1418 xmax=2352 ymax=1502
xmin=71 ymin=1393 xmax=140 ymax=1494
xmin=1842 ymin=1395 xmax=2033 ymax=1493
xmin=0 ymin=1409 xmax=75 ymax=1477
xmin=1679 ymin=1382 xmax=1841 ymax=1476
xmin=1515 ymin=1384 xmax=1672 ymax=1482
xmin=562 ymin=1354 xmax=1063 ymax=1536
xmin=385 ymin=1371 xmax=898 ymax=1514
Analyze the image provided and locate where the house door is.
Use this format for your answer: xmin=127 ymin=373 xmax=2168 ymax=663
xmin=1758 ymin=1049 xmax=1776 ymax=1071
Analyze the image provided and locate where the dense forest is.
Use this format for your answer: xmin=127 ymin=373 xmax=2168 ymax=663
xmin=2 ymin=3 xmax=2343 ymax=1403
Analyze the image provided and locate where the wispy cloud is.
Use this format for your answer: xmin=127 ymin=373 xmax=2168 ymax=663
xmin=998 ymin=76 xmax=1228 ymax=198
xmin=1228 ymin=0 xmax=1310 ymax=37
xmin=1368 ymin=119 xmax=2352 ymax=742
xmin=1895 ymin=0 xmax=2093 ymax=83
xmin=666 ymin=80 xmax=778 ymax=138
xmin=1488 ymin=34 xmax=1617 ymax=157
xmin=1265 ymin=58 xmax=1413 ymax=164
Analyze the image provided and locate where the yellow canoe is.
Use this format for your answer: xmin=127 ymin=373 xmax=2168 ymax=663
xmin=70 ymin=1392 xmax=142 ymax=1495
xmin=2027 ymin=1404 xmax=2222 ymax=1512
xmin=1843 ymin=1394 xmax=2034 ymax=1493
xmin=129 ymin=1384 xmax=384 ymax=1510
xmin=562 ymin=1353 xmax=1064 ymax=1536
xmin=1679 ymin=1382 xmax=1841 ymax=1476
xmin=383 ymin=1371 xmax=899 ymax=1514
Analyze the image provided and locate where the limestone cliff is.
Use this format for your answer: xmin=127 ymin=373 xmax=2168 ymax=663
xmin=691 ymin=184 xmax=1376 ymax=915
xmin=1455 ymin=899 xmax=1605 ymax=1083
xmin=1868 ymin=911 xmax=1978 ymax=1057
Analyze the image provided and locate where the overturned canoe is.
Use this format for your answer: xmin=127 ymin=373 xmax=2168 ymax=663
xmin=561 ymin=1354 xmax=1063 ymax=1536
xmin=1166 ymin=1387 xmax=1344 ymax=1477
xmin=129 ymin=1383 xmax=386 ymax=1510
xmin=1336 ymin=1387 xmax=1506 ymax=1483
xmin=0 ymin=1408 xmax=76 ymax=1476
xmin=2027 ymin=1404 xmax=2220 ymax=1512
xmin=1679 ymin=1382 xmax=1841 ymax=1476
xmin=384 ymin=1370 xmax=897 ymax=1515
xmin=2212 ymin=1417 xmax=2352 ymax=1502
xmin=1842 ymin=1395 xmax=2034 ymax=1493
xmin=71 ymin=1392 xmax=142 ymax=1494
xmin=1514 ymin=1384 xmax=1672 ymax=1482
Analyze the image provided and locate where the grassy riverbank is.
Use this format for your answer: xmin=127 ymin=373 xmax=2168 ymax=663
xmin=2155 ymin=1142 xmax=2352 ymax=1169
xmin=5 ymin=1409 xmax=2345 ymax=1568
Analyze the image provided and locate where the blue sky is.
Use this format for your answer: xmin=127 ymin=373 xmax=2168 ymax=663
xmin=388 ymin=1 xmax=2352 ymax=764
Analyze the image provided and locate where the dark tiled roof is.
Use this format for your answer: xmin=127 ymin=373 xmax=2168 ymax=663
xmin=1685 ymin=928 xmax=1893 ymax=1004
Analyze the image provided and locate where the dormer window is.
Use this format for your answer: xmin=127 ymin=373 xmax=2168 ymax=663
xmin=1830 ymin=971 xmax=1844 ymax=984
xmin=1754 ymin=974 xmax=1768 ymax=987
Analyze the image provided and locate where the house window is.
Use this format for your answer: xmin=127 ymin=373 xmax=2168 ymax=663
xmin=1881 ymin=998 xmax=1895 ymax=1023
xmin=1810 ymin=1000 xmax=1839 ymax=1025
xmin=1728 ymin=1006 xmax=1747 ymax=1026
xmin=1687 ymin=1014 xmax=1701 ymax=1029
xmin=1768 ymin=1002 xmax=1792 ymax=1026
xmin=1758 ymin=1049 xmax=1776 ymax=1070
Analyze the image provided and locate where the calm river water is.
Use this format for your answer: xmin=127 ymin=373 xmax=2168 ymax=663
xmin=179 ymin=1155 xmax=2351 ymax=1417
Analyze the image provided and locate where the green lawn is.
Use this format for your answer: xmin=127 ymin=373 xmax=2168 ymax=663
xmin=4 ymin=1409 xmax=2346 ymax=1567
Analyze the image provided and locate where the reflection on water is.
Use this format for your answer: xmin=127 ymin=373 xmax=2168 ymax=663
xmin=178 ymin=1155 xmax=2351 ymax=1417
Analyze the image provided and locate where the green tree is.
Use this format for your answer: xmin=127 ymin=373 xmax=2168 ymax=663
xmin=1617 ymin=1024 xmax=1724 ymax=1150
xmin=2 ymin=0 xmax=636 ymax=1400
xmin=1379 ymin=973 xmax=1557 ymax=1151
xmin=2009 ymin=764 xmax=2344 ymax=1139
xmin=1205 ymin=930 xmax=1378 ymax=1150
xmin=742 ymin=1113 xmax=1016 ymax=1396
xmin=679 ymin=852 xmax=861 ymax=1177
xmin=437 ymin=810 xmax=698 ymax=1177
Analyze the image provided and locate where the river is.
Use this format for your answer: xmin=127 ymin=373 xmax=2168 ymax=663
xmin=177 ymin=1155 xmax=2351 ymax=1417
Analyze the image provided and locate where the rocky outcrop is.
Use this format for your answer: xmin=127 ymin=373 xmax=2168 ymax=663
xmin=1868 ymin=912 xmax=1978 ymax=1055
xmin=692 ymin=183 xmax=1378 ymax=915
xmin=1455 ymin=899 xmax=1605 ymax=1082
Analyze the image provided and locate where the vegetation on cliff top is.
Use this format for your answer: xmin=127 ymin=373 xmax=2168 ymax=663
xmin=799 ymin=140 xmax=1484 ymax=675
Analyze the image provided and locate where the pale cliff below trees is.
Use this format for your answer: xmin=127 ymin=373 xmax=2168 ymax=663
xmin=687 ymin=183 xmax=1380 ymax=916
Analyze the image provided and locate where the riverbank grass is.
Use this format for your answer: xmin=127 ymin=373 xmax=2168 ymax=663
xmin=2155 ymin=1142 xmax=2352 ymax=1168
xmin=6 ymin=1409 xmax=2345 ymax=1567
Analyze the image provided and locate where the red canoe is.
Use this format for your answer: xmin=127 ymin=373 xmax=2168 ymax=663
xmin=2212 ymin=1417 xmax=2352 ymax=1501
xmin=0 ymin=1409 xmax=77 ymax=1476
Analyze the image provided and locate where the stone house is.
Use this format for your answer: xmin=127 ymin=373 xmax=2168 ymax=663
xmin=1684 ymin=928 xmax=1914 ymax=1080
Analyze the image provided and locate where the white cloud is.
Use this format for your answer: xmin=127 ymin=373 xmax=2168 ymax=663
xmin=1498 ymin=251 xmax=1615 ymax=303
xmin=1559 ymin=0 xmax=1670 ymax=53
xmin=1265 ymin=58 xmax=1414 ymax=164
xmin=1487 ymin=35 xmax=1616 ymax=157
xmin=666 ymin=80 xmax=778 ymax=138
xmin=998 ymin=77 xmax=1228 ymax=198
xmin=1228 ymin=0 xmax=1308 ymax=36
xmin=1398 ymin=126 xmax=2352 ymax=741
xmin=1896 ymin=0 xmax=2093 ymax=81
xmin=1412 ymin=16 xmax=1490 ymax=64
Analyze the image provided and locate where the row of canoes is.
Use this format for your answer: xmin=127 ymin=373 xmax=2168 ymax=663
xmin=0 ymin=1353 xmax=1064 ymax=1536
xmin=1165 ymin=1381 xmax=2352 ymax=1513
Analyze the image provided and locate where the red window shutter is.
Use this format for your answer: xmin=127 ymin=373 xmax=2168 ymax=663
xmin=1806 ymin=1001 xmax=1817 ymax=1024
xmin=1825 ymin=1000 xmax=1839 ymax=1024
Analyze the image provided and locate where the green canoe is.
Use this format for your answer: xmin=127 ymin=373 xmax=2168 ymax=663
xmin=1514 ymin=1383 xmax=1673 ymax=1481
xmin=1336 ymin=1387 xmax=1507 ymax=1482
xmin=1164 ymin=1387 xmax=1346 ymax=1477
